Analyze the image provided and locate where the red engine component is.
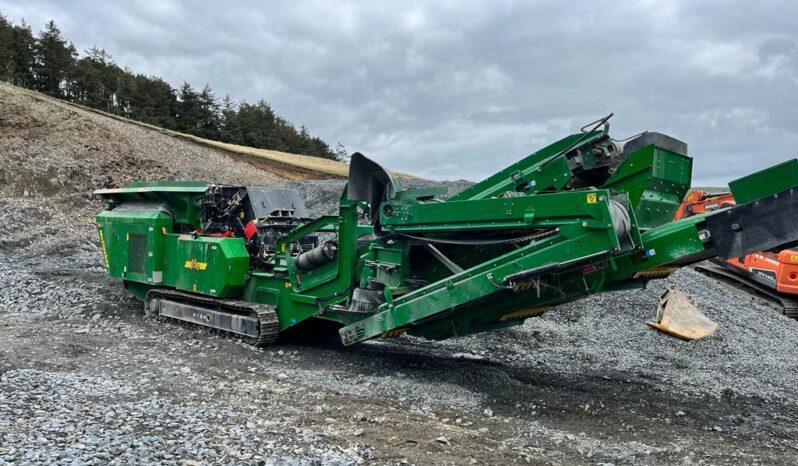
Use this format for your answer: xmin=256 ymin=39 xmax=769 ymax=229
xmin=244 ymin=220 xmax=257 ymax=239
xmin=193 ymin=229 xmax=234 ymax=238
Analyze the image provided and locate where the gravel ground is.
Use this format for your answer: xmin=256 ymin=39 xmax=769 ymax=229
xmin=0 ymin=368 xmax=363 ymax=465
xmin=3 ymin=230 xmax=798 ymax=465
xmin=2 ymin=82 xmax=798 ymax=465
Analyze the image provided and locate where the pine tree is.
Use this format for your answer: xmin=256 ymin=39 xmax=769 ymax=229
xmin=72 ymin=47 xmax=108 ymax=107
xmin=9 ymin=20 xmax=36 ymax=88
xmin=196 ymin=84 xmax=221 ymax=139
xmin=87 ymin=47 xmax=121 ymax=111
xmin=118 ymin=73 xmax=177 ymax=129
xmin=235 ymin=100 xmax=278 ymax=149
xmin=219 ymin=95 xmax=240 ymax=143
xmin=145 ymin=76 xmax=177 ymax=129
xmin=0 ymin=14 xmax=13 ymax=80
xmin=175 ymin=82 xmax=201 ymax=133
xmin=34 ymin=20 xmax=77 ymax=96
xmin=334 ymin=142 xmax=348 ymax=161
xmin=0 ymin=15 xmax=337 ymax=160
xmin=116 ymin=67 xmax=137 ymax=116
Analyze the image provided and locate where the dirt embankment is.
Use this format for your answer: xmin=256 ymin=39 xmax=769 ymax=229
xmin=0 ymin=82 xmax=344 ymax=250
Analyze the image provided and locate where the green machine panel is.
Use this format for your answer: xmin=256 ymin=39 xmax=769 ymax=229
xmin=729 ymin=159 xmax=798 ymax=204
xmin=95 ymin=181 xmax=207 ymax=229
xmin=172 ymin=235 xmax=250 ymax=297
xmin=603 ymin=145 xmax=691 ymax=230
xmin=96 ymin=209 xmax=172 ymax=285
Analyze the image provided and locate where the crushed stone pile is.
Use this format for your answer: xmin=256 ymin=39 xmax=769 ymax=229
xmin=435 ymin=267 xmax=798 ymax=402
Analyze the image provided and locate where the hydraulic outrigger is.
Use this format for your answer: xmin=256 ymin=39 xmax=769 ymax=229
xmin=96 ymin=116 xmax=798 ymax=346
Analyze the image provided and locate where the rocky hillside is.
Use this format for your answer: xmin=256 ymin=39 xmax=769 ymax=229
xmin=0 ymin=82 xmax=342 ymax=248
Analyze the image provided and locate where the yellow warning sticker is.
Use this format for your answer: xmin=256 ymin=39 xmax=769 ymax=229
xmin=184 ymin=259 xmax=208 ymax=271
xmin=586 ymin=193 xmax=597 ymax=204
xmin=98 ymin=229 xmax=109 ymax=270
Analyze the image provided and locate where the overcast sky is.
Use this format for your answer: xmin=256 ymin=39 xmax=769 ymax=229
xmin=2 ymin=1 xmax=797 ymax=186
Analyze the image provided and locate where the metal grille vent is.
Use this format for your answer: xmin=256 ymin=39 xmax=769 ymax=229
xmin=128 ymin=233 xmax=147 ymax=273
xmin=255 ymin=289 xmax=277 ymax=305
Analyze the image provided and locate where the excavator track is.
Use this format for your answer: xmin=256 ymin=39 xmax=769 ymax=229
xmin=693 ymin=261 xmax=798 ymax=319
xmin=144 ymin=289 xmax=279 ymax=347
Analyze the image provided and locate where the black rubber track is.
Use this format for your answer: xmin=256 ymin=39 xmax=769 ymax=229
xmin=693 ymin=261 xmax=798 ymax=319
xmin=144 ymin=288 xmax=280 ymax=347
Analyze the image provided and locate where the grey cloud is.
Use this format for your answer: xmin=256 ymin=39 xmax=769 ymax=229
xmin=1 ymin=0 xmax=796 ymax=186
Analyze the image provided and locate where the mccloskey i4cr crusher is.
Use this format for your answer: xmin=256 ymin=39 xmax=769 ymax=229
xmin=96 ymin=116 xmax=798 ymax=347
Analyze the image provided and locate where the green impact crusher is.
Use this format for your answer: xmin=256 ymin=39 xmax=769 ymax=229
xmin=96 ymin=116 xmax=798 ymax=346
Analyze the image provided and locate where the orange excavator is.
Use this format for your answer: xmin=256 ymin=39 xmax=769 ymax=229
xmin=675 ymin=190 xmax=798 ymax=317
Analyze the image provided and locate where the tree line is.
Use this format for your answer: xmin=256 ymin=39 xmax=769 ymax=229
xmin=0 ymin=16 xmax=344 ymax=160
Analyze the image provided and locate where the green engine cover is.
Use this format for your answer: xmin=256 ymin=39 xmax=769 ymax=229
xmin=169 ymin=235 xmax=250 ymax=297
xmin=96 ymin=208 xmax=172 ymax=286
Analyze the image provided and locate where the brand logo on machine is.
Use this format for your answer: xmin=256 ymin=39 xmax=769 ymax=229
xmin=751 ymin=267 xmax=776 ymax=283
xmin=184 ymin=259 xmax=208 ymax=271
xmin=586 ymin=193 xmax=597 ymax=204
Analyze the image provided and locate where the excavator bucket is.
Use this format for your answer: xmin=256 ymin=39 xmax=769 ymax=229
xmin=648 ymin=285 xmax=718 ymax=340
